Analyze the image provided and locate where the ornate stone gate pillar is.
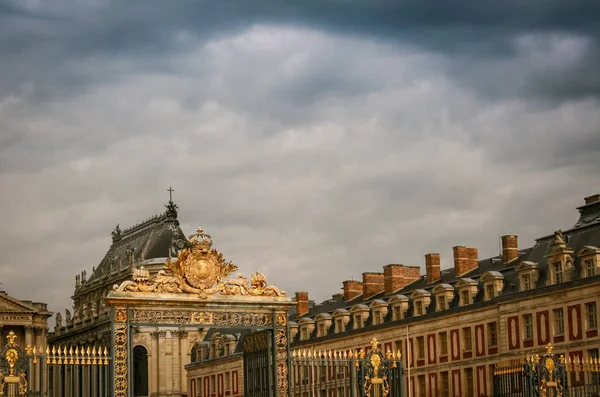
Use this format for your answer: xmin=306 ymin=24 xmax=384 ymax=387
xmin=275 ymin=311 xmax=290 ymax=397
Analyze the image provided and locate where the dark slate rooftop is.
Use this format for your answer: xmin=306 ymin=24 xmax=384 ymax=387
xmin=290 ymin=194 xmax=600 ymax=343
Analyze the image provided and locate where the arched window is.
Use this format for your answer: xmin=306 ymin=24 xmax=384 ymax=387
xmin=133 ymin=345 xmax=149 ymax=396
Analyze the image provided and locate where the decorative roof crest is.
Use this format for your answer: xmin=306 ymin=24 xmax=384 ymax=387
xmin=113 ymin=226 xmax=285 ymax=298
xmin=111 ymin=224 xmax=122 ymax=243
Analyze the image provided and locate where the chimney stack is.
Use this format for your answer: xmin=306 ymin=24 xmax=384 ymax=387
xmin=362 ymin=272 xmax=385 ymax=300
xmin=501 ymin=235 xmax=519 ymax=263
xmin=425 ymin=253 xmax=441 ymax=283
xmin=295 ymin=292 xmax=309 ymax=317
xmin=383 ymin=264 xmax=421 ymax=294
xmin=343 ymin=280 xmax=363 ymax=302
xmin=453 ymin=246 xmax=478 ymax=277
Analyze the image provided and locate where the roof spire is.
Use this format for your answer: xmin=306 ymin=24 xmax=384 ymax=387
xmin=165 ymin=186 xmax=179 ymax=224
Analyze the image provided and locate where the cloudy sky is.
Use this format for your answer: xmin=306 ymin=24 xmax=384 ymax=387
xmin=1 ymin=0 xmax=599 ymax=319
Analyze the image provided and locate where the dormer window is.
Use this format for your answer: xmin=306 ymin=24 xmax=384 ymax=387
xmin=298 ymin=317 xmax=315 ymax=341
xmin=350 ymin=304 xmax=369 ymax=330
xmin=485 ymin=284 xmax=495 ymax=300
xmin=516 ymin=261 xmax=540 ymax=291
xmin=480 ymin=271 xmax=504 ymax=301
xmin=369 ymin=300 xmax=388 ymax=326
xmin=432 ymin=284 xmax=453 ymax=312
xmin=314 ymin=313 xmax=332 ymax=338
xmin=554 ymin=262 xmax=563 ymax=284
xmin=332 ymin=309 xmax=350 ymax=333
xmin=410 ymin=289 xmax=431 ymax=317
xmin=545 ymin=230 xmax=574 ymax=285
xmin=388 ymin=295 xmax=409 ymax=321
xmin=455 ymin=278 xmax=478 ymax=307
xmin=578 ymin=246 xmax=600 ymax=278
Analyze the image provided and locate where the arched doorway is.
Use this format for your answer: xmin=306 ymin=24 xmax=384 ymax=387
xmin=133 ymin=345 xmax=149 ymax=396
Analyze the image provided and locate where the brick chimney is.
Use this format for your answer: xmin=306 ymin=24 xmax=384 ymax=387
xmin=425 ymin=253 xmax=441 ymax=284
xmin=453 ymin=246 xmax=478 ymax=277
xmin=343 ymin=280 xmax=363 ymax=301
xmin=362 ymin=272 xmax=384 ymax=300
xmin=501 ymin=235 xmax=519 ymax=263
xmin=295 ymin=291 xmax=309 ymax=317
xmin=383 ymin=265 xmax=421 ymax=294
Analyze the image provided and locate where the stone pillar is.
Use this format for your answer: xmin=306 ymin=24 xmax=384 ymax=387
xmin=150 ymin=331 xmax=160 ymax=397
xmin=25 ymin=326 xmax=33 ymax=347
xmin=158 ymin=330 xmax=167 ymax=395
xmin=176 ymin=330 xmax=189 ymax=396
xmin=171 ymin=331 xmax=181 ymax=394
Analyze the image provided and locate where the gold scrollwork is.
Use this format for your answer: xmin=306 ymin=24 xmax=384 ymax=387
xmin=114 ymin=323 xmax=128 ymax=397
xmin=112 ymin=226 xmax=285 ymax=297
xmin=130 ymin=309 xmax=273 ymax=327
xmin=115 ymin=308 xmax=127 ymax=323
xmin=276 ymin=327 xmax=289 ymax=397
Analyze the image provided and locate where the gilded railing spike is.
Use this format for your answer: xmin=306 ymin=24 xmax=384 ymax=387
xmin=92 ymin=346 xmax=98 ymax=365
xmin=86 ymin=346 xmax=92 ymax=365
xmin=348 ymin=350 xmax=353 ymax=359
xmin=46 ymin=346 xmax=51 ymax=364
xmin=595 ymin=357 xmax=599 ymax=372
xmin=359 ymin=348 xmax=365 ymax=359
xmin=51 ymin=346 xmax=57 ymax=364
xmin=103 ymin=346 xmax=108 ymax=365
xmin=68 ymin=346 xmax=73 ymax=364
xmin=386 ymin=348 xmax=392 ymax=360
xmin=75 ymin=346 xmax=81 ymax=365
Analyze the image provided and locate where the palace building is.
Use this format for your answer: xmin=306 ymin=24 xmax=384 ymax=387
xmin=185 ymin=193 xmax=600 ymax=397
xmin=0 ymin=290 xmax=52 ymax=350
xmin=49 ymin=195 xmax=209 ymax=397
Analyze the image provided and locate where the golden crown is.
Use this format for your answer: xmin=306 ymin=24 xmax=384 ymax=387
xmin=133 ymin=266 xmax=150 ymax=282
xmin=188 ymin=226 xmax=213 ymax=251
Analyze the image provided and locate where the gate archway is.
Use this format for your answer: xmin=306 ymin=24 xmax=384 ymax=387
xmin=107 ymin=226 xmax=294 ymax=397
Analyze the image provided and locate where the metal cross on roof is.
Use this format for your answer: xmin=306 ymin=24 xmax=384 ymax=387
xmin=168 ymin=186 xmax=174 ymax=202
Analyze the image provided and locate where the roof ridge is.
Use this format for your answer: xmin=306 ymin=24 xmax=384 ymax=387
xmin=121 ymin=213 xmax=165 ymax=237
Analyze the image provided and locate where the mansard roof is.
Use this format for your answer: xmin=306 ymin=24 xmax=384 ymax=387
xmin=87 ymin=200 xmax=185 ymax=284
xmin=290 ymin=194 xmax=600 ymax=345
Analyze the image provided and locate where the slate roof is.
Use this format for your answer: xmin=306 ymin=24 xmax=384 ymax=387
xmin=290 ymin=195 xmax=600 ymax=344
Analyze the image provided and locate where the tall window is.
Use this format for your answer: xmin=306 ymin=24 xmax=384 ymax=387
xmin=318 ymin=323 xmax=326 ymax=337
xmin=417 ymin=336 xmax=425 ymax=359
xmin=554 ymin=262 xmax=563 ymax=284
xmin=415 ymin=301 xmax=423 ymax=316
xmin=523 ymin=314 xmax=534 ymax=340
xmin=522 ymin=274 xmax=531 ymax=291
xmin=198 ymin=377 xmax=203 ymax=397
xmin=393 ymin=306 xmax=402 ymax=321
xmin=417 ymin=375 xmax=426 ymax=397
xmin=354 ymin=315 xmax=363 ymax=329
xmin=585 ymin=260 xmax=596 ymax=277
xmin=440 ymin=372 xmax=449 ymax=397
xmin=488 ymin=322 xmax=498 ymax=347
xmin=336 ymin=318 xmax=344 ymax=333
xmin=225 ymin=372 xmax=231 ymax=392
xmin=461 ymin=290 xmax=470 ymax=306
xmin=553 ymin=308 xmax=564 ymax=335
xmin=301 ymin=328 xmax=308 ymax=340
xmin=463 ymin=327 xmax=472 ymax=351
xmin=373 ymin=310 xmax=382 ymax=325
xmin=587 ymin=302 xmax=598 ymax=329
xmin=485 ymin=284 xmax=495 ymax=300
xmin=465 ymin=368 xmax=474 ymax=396
xmin=438 ymin=295 xmax=446 ymax=311
xmin=440 ymin=332 xmax=448 ymax=355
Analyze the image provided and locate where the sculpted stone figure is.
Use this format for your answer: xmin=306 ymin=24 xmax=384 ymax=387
xmin=65 ymin=309 xmax=73 ymax=326
xmin=55 ymin=312 xmax=63 ymax=329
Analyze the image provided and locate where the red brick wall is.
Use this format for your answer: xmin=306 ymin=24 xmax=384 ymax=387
xmin=383 ymin=265 xmax=420 ymax=294
xmin=425 ymin=253 xmax=441 ymax=284
xmin=453 ymin=246 xmax=478 ymax=276
xmin=342 ymin=280 xmax=363 ymax=301
xmin=295 ymin=291 xmax=309 ymax=317
xmin=362 ymin=272 xmax=384 ymax=299
xmin=501 ymin=235 xmax=519 ymax=263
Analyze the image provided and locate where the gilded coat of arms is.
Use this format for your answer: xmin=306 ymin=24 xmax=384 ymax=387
xmin=113 ymin=227 xmax=285 ymax=298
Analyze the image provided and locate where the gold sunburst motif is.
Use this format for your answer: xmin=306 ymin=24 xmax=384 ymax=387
xmin=112 ymin=226 xmax=285 ymax=297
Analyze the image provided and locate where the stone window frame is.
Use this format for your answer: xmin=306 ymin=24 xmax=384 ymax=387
xmin=314 ymin=313 xmax=332 ymax=337
xmin=438 ymin=331 xmax=448 ymax=356
xmin=480 ymin=271 xmax=504 ymax=301
xmin=331 ymin=309 xmax=350 ymax=334
xmin=516 ymin=261 xmax=540 ymax=292
xmin=369 ymin=299 xmax=389 ymax=326
xmin=586 ymin=302 xmax=598 ymax=330
xmin=349 ymin=304 xmax=369 ymax=330
xmin=544 ymin=240 xmax=575 ymax=286
xmin=577 ymin=246 xmax=600 ymax=278
xmin=487 ymin=322 xmax=498 ymax=347
xmin=462 ymin=326 xmax=472 ymax=352
xmin=523 ymin=313 xmax=534 ymax=341
xmin=388 ymin=294 xmax=409 ymax=321
xmin=552 ymin=308 xmax=564 ymax=336
xmin=298 ymin=317 xmax=315 ymax=341
xmin=431 ymin=284 xmax=454 ymax=312
xmin=410 ymin=289 xmax=431 ymax=317
xmin=455 ymin=278 xmax=478 ymax=307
